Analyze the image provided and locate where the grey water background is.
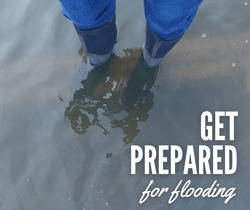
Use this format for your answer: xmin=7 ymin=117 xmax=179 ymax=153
xmin=0 ymin=0 xmax=250 ymax=209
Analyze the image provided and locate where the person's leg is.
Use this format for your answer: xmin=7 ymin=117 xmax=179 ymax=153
xmin=59 ymin=0 xmax=117 ymax=66
xmin=143 ymin=0 xmax=203 ymax=68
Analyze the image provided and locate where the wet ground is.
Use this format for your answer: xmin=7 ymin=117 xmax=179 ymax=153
xmin=0 ymin=0 xmax=250 ymax=209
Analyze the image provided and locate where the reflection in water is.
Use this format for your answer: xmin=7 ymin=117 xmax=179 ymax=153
xmin=65 ymin=49 xmax=159 ymax=144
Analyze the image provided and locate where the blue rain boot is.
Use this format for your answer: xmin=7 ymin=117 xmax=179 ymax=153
xmin=143 ymin=25 xmax=183 ymax=68
xmin=74 ymin=16 xmax=117 ymax=67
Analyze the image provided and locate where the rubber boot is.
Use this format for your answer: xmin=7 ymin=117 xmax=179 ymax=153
xmin=143 ymin=25 xmax=183 ymax=68
xmin=74 ymin=16 xmax=117 ymax=67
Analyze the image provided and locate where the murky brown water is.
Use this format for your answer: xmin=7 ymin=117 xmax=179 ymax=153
xmin=0 ymin=0 xmax=250 ymax=209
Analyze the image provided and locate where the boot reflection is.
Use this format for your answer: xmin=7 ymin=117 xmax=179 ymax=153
xmin=65 ymin=48 xmax=159 ymax=145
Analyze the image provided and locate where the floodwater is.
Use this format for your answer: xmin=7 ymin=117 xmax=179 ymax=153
xmin=0 ymin=0 xmax=250 ymax=209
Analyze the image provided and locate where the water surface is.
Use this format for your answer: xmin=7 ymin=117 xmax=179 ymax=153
xmin=0 ymin=0 xmax=250 ymax=209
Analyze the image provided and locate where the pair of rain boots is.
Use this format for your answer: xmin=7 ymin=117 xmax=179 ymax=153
xmin=75 ymin=17 xmax=181 ymax=68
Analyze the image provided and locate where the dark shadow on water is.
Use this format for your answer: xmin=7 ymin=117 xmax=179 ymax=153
xmin=65 ymin=48 xmax=159 ymax=145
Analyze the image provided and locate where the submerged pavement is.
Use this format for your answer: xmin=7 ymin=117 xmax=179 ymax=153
xmin=0 ymin=0 xmax=250 ymax=209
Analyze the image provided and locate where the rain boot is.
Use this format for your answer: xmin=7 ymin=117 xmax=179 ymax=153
xmin=74 ymin=16 xmax=117 ymax=67
xmin=143 ymin=25 xmax=183 ymax=68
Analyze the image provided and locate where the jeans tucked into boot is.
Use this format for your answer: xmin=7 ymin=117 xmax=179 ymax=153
xmin=74 ymin=16 xmax=117 ymax=66
xmin=59 ymin=0 xmax=203 ymax=67
xmin=143 ymin=25 xmax=183 ymax=68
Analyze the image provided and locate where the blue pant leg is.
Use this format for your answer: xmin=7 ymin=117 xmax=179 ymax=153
xmin=144 ymin=0 xmax=203 ymax=40
xmin=59 ymin=0 xmax=117 ymax=66
xmin=143 ymin=0 xmax=203 ymax=68
xmin=59 ymin=0 xmax=116 ymax=30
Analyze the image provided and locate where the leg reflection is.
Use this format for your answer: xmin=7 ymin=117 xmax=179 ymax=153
xmin=65 ymin=49 xmax=159 ymax=144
